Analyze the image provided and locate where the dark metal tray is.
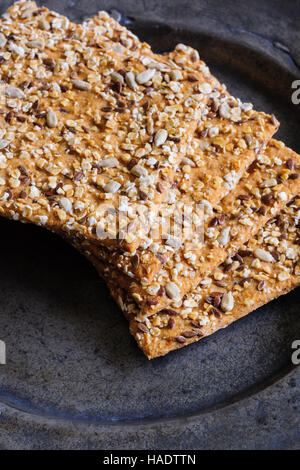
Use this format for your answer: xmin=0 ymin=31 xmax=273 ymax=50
xmin=0 ymin=0 xmax=299 ymax=450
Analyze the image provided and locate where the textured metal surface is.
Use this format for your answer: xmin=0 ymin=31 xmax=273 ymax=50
xmin=0 ymin=0 xmax=299 ymax=449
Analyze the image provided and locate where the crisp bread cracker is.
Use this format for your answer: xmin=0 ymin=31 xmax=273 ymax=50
xmin=0 ymin=4 xmax=279 ymax=279
xmin=79 ymin=109 xmax=278 ymax=280
xmin=79 ymin=13 xmax=279 ymax=283
xmin=78 ymin=139 xmax=300 ymax=317
xmin=76 ymin=10 xmax=299 ymax=357
xmin=82 ymin=197 xmax=300 ymax=358
xmin=0 ymin=1 xmax=209 ymax=252
xmin=69 ymin=13 xmax=298 ymax=325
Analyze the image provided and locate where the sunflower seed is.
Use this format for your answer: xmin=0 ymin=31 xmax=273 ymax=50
xmin=39 ymin=19 xmax=50 ymax=30
xmin=136 ymin=68 xmax=156 ymax=85
xmin=130 ymin=164 xmax=148 ymax=178
xmin=244 ymin=134 xmax=253 ymax=147
xmin=0 ymin=33 xmax=7 ymax=48
xmin=125 ymin=71 xmax=137 ymax=90
xmin=165 ymin=282 xmax=180 ymax=300
xmin=154 ymin=129 xmax=168 ymax=146
xmin=181 ymin=157 xmax=196 ymax=167
xmin=0 ymin=139 xmax=10 ymax=149
xmin=208 ymin=126 xmax=219 ymax=137
xmin=4 ymin=87 xmax=25 ymax=99
xmin=59 ymin=197 xmax=72 ymax=214
xmin=27 ymin=40 xmax=44 ymax=49
xmin=198 ymin=82 xmax=212 ymax=94
xmin=166 ymin=235 xmax=182 ymax=249
xmin=21 ymin=7 xmax=35 ymax=19
xmin=221 ymin=291 xmax=234 ymax=312
xmin=170 ymin=69 xmax=183 ymax=81
xmin=278 ymin=271 xmax=290 ymax=281
xmin=103 ymin=180 xmax=121 ymax=193
xmin=72 ymin=79 xmax=91 ymax=91
xmin=260 ymin=178 xmax=277 ymax=188
xmin=254 ymin=248 xmax=275 ymax=263
xmin=219 ymin=102 xmax=231 ymax=119
xmin=278 ymin=191 xmax=287 ymax=201
xmin=270 ymin=114 xmax=277 ymax=125
xmin=111 ymin=71 xmax=124 ymax=84
xmin=73 ymin=171 xmax=83 ymax=181
xmin=97 ymin=158 xmax=118 ymax=168
xmin=46 ymin=109 xmax=58 ymax=128
xmin=218 ymin=226 xmax=231 ymax=246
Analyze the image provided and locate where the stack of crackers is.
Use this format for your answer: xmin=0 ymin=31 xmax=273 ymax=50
xmin=0 ymin=1 xmax=299 ymax=358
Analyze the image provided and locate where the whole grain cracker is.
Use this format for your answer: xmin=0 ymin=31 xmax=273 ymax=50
xmin=79 ymin=139 xmax=300 ymax=317
xmin=79 ymin=12 xmax=279 ymax=281
xmin=0 ymin=1 xmax=209 ymax=252
xmin=83 ymin=196 xmax=300 ymax=358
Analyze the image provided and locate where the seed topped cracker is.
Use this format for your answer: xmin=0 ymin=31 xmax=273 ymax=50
xmin=81 ymin=13 xmax=279 ymax=282
xmin=80 ymin=139 xmax=300 ymax=319
xmin=0 ymin=1 xmax=209 ymax=251
xmin=85 ymin=195 xmax=300 ymax=358
xmin=0 ymin=3 xmax=298 ymax=361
